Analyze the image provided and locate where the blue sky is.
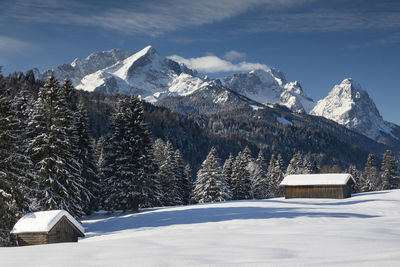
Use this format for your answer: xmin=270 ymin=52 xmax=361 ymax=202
xmin=0 ymin=0 xmax=399 ymax=124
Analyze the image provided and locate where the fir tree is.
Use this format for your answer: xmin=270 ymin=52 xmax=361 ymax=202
xmin=193 ymin=147 xmax=231 ymax=203
xmin=184 ymin=164 xmax=193 ymax=203
xmin=231 ymin=151 xmax=253 ymax=200
xmin=102 ymin=96 xmax=160 ymax=211
xmin=95 ymin=136 xmax=105 ymax=176
xmin=286 ymin=152 xmax=303 ymax=175
xmin=0 ymin=71 xmax=21 ymax=245
xmin=269 ymin=154 xmax=285 ymax=197
xmin=348 ymin=165 xmax=360 ymax=193
xmin=223 ymin=153 xmax=234 ymax=192
xmin=27 ymin=74 xmax=84 ymax=217
xmin=252 ymin=151 xmax=269 ymax=199
xmin=158 ymin=141 xmax=181 ymax=206
xmin=363 ymin=154 xmax=380 ymax=192
xmin=303 ymin=155 xmax=313 ymax=174
xmin=381 ymin=150 xmax=397 ymax=190
xmin=174 ymin=150 xmax=191 ymax=204
xmin=76 ymin=104 xmax=99 ymax=214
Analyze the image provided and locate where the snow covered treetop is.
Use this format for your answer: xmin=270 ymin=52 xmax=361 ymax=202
xmin=280 ymin=174 xmax=355 ymax=186
xmin=11 ymin=210 xmax=84 ymax=234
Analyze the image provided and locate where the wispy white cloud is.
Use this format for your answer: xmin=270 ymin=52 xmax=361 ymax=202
xmin=0 ymin=35 xmax=32 ymax=55
xmin=168 ymin=54 xmax=269 ymax=73
xmin=224 ymin=50 xmax=246 ymax=61
xmin=237 ymin=1 xmax=400 ymax=33
xmin=0 ymin=35 xmax=33 ymax=65
xmin=1 ymin=0 xmax=399 ymax=42
xmin=0 ymin=0 xmax=312 ymax=36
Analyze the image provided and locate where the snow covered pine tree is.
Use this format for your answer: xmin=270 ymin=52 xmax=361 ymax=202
xmin=193 ymin=147 xmax=231 ymax=203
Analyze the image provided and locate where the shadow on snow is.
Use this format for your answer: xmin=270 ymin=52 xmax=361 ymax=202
xmin=84 ymin=205 xmax=377 ymax=237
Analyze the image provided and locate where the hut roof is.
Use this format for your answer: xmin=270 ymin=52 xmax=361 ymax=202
xmin=280 ymin=173 xmax=355 ymax=186
xmin=11 ymin=210 xmax=84 ymax=234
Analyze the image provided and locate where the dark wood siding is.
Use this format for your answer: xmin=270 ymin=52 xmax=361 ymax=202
xmin=48 ymin=216 xmax=81 ymax=243
xmin=285 ymin=184 xmax=352 ymax=199
xmin=17 ymin=233 xmax=48 ymax=246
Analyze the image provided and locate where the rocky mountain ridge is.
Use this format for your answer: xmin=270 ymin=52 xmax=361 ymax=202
xmin=36 ymin=45 xmax=399 ymax=144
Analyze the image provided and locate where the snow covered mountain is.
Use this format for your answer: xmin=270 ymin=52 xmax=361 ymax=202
xmin=37 ymin=46 xmax=400 ymax=143
xmin=220 ymin=69 xmax=315 ymax=113
xmin=38 ymin=49 xmax=133 ymax=86
xmin=311 ymin=78 xmax=399 ymax=142
xmin=41 ymin=46 xmax=207 ymax=103
xmin=40 ymin=46 xmax=315 ymax=112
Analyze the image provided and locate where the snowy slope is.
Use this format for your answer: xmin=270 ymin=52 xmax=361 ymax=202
xmin=2 ymin=190 xmax=400 ymax=266
xmin=221 ymin=69 xmax=315 ymax=113
xmin=39 ymin=49 xmax=133 ymax=86
xmin=311 ymin=78 xmax=398 ymax=141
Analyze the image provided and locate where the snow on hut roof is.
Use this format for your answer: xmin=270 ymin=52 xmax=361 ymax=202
xmin=280 ymin=173 xmax=355 ymax=186
xmin=11 ymin=210 xmax=84 ymax=234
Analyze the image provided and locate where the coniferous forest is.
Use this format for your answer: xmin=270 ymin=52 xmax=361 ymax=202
xmin=0 ymin=70 xmax=399 ymax=246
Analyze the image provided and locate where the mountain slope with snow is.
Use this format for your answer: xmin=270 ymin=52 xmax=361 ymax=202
xmin=311 ymin=78 xmax=399 ymax=142
xmin=221 ymin=69 xmax=315 ymax=113
xmin=2 ymin=190 xmax=400 ymax=266
xmin=37 ymin=46 xmax=400 ymax=144
xmin=40 ymin=46 xmax=315 ymax=113
xmin=42 ymin=46 xmax=207 ymax=102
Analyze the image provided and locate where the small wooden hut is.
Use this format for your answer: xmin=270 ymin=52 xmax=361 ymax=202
xmin=11 ymin=210 xmax=85 ymax=246
xmin=280 ymin=173 xmax=355 ymax=199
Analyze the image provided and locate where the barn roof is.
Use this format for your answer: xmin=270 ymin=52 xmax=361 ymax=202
xmin=280 ymin=173 xmax=355 ymax=186
xmin=11 ymin=210 xmax=85 ymax=234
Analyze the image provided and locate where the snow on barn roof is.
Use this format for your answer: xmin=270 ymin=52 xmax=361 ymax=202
xmin=280 ymin=173 xmax=355 ymax=186
xmin=11 ymin=210 xmax=84 ymax=234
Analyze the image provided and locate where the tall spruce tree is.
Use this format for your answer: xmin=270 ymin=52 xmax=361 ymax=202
xmin=102 ymin=96 xmax=160 ymax=211
xmin=193 ymin=147 xmax=231 ymax=203
xmin=158 ymin=141 xmax=181 ymax=206
xmin=286 ymin=152 xmax=303 ymax=175
xmin=269 ymin=154 xmax=285 ymax=197
xmin=27 ymin=74 xmax=84 ymax=217
xmin=348 ymin=165 xmax=360 ymax=193
xmin=231 ymin=151 xmax=253 ymax=200
xmin=363 ymin=154 xmax=380 ymax=192
xmin=223 ymin=153 xmax=235 ymax=192
xmin=0 ymin=71 xmax=29 ymax=245
xmin=252 ymin=151 xmax=269 ymax=199
xmin=76 ymin=104 xmax=99 ymax=214
xmin=381 ymin=150 xmax=397 ymax=190
xmin=184 ymin=164 xmax=193 ymax=203
xmin=174 ymin=150 xmax=191 ymax=205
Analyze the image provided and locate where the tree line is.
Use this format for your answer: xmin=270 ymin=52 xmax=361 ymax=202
xmin=192 ymin=147 xmax=399 ymax=203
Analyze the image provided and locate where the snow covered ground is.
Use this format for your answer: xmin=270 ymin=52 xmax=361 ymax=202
xmin=2 ymin=190 xmax=400 ymax=266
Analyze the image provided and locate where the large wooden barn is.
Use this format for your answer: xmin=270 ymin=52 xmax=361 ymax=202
xmin=280 ymin=173 xmax=355 ymax=199
xmin=11 ymin=210 xmax=85 ymax=246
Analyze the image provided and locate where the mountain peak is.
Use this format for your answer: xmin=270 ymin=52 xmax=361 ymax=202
xmin=137 ymin=45 xmax=157 ymax=57
xmin=311 ymin=79 xmax=396 ymax=141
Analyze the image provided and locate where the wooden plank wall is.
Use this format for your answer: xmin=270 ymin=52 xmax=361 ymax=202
xmin=285 ymin=185 xmax=351 ymax=199
xmin=17 ymin=233 xmax=48 ymax=246
xmin=48 ymin=216 xmax=79 ymax=243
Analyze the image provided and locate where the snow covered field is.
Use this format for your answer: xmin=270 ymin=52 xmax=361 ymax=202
xmin=2 ymin=190 xmax=400 ymax=266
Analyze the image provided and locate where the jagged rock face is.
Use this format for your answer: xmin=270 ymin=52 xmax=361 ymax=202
xmin=311 ymin=78 xmax=397 ymax=141
xmin=36 ymin=46 xmax=400 ymax=144
xmin=221 ymin=69 xmax=315 ymax=113
xmin=41 ymin=46 xmax=206 ymax=102
xmin=40 ymin=49 xmax=133 ymax=86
